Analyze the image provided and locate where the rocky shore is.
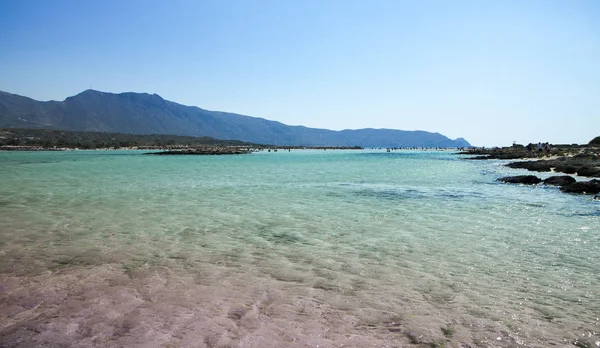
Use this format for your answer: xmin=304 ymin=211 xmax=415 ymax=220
xmin=498 ymin=175 xmax=600 ymax=195
xmin=505 ymin=153 xmax=600 ymax=177
xmin=460 ymin=138 xmax=600 ymax=195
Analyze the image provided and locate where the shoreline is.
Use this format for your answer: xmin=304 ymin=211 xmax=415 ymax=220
xmin=1 ymin=145 xmax=466 ymax=152
xmin=460 ymin=143 xmax=600 ymax=195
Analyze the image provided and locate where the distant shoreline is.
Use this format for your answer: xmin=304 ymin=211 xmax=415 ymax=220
xmin=0 ymin=128 xmax=469 ymax=151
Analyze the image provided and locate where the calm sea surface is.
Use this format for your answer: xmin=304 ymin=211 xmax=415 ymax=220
xmin=0 ymin=150 xmax=598 ymax=347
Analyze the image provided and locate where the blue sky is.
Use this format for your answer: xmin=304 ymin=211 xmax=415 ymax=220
xmin=1 ymin=0 xmax=598 ymax=146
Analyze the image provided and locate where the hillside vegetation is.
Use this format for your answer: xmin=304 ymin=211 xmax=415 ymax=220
xmin=0 ymin=128 xmax=255 ymax=149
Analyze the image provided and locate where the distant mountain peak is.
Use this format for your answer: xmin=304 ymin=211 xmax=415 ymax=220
xmin=77 ymin=89 xmax=104 ymax=95
xmin=74 ymin=89 xmax=163 ymax=98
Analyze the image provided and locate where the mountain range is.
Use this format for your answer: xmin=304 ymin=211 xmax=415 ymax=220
xmin=0 ymin=90 xmax=470 ymax=147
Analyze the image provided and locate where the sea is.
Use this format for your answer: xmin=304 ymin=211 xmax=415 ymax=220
xmin=0 ymin=149 xmax=598 ymax=348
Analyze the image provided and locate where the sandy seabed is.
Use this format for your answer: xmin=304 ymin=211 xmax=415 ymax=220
xmin=3 ymin=252 xmax=589 ymax=348
xmin=1 ymin=263 xmax=445 ymax=348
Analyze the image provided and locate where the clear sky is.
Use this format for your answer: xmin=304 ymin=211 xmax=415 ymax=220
xmin=1 ymin=0 xmax=598 ymax=146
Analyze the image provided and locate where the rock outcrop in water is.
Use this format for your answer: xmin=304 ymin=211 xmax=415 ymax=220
xmin=498 ymin=175 xmax=542 ymax=185
xmin=560 ymin=179 xmax=600 ymax=194
xmin=542 ymin=175 xmax=576 ymax=187
xmin=498 ymin=174 xmax=600 ymax=195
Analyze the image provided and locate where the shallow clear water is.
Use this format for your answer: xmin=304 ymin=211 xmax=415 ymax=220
xmin=1 ymin=149 xmax=599 ymax=347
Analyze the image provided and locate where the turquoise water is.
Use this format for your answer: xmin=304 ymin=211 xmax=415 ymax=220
xmin=1 ymin=150 xmax=599 ymax=347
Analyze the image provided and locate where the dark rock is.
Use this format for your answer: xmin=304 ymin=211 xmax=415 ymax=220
xmin=543 ymin=175 xmax=576 ymax=187
xmin=573 ymin=153 xmax=598 ymax=160
xmin=576 ymin=166 xmax=600 ymax=177
xmin=506 ymin=161 xmax=553 ymax=172
xmin=560 ymin=179 xmax=600 ymax=195
xmin=498 ymin=175 xmax=542 ymax=185
xmin=505 ymin=155 xmax=600 ymax=177
xmin=554 ymin=165 xmax=578 ymax=174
